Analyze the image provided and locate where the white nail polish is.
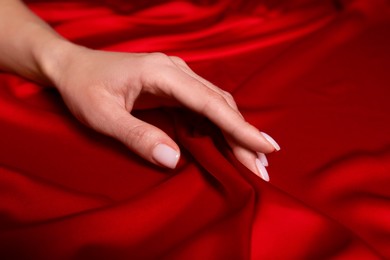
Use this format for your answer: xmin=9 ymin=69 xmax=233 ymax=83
xmin=255 ymin=158 xmax=270 ymax=182
xmin=257 ymin=152 xmax=269 ymax=167
xmin=152 ymin=144 xmax=180 ymax=169
xmin=261 ymin=132 xmax=281 ymax=151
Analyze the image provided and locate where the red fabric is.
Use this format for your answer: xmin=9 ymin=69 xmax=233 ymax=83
xmin=1 ymin=0 xmax=390 ymax=258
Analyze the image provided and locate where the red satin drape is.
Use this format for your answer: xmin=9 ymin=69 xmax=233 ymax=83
xmin=1 ymin=0 xmax=389 ymax=259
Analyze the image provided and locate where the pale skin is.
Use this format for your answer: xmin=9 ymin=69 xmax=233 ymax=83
xmin=0 ymin=0 xmax=280 ymax=180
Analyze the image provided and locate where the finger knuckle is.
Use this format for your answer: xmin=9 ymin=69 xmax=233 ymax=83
xmin=123 ymin=124 xmax=153 ymax=148
xmin=201 ymin=92 xmax=226 ymax=114
xmin=139 ymin=53 xmax=172 ymax=86
xmin=170 ymin=56 xmax=186 ymax=65
xmin=230 ymin=121 xmax=249 ymax=139
xmin=222 ymin=90 xmax=234 ymax=101
xmin=148 ymin=52 xmax=170 ymax=63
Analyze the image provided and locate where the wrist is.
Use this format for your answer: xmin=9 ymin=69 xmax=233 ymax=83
xmin=33 ymin=37 xmax=85 ymax=88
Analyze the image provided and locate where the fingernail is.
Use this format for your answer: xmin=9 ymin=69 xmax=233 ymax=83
xmin=257 ymin=152 xmax=269 ymax=167
xmin=255 ymin=158 xmax=270 ymax=182
xmin=261 ymin=132 xmax=281 ymax=151
xmin=152 ymin=144 xmax=180 ymax=169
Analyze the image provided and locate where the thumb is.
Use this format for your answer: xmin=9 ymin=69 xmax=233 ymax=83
xmin=99 ymin=107 xmax=180 ymax=169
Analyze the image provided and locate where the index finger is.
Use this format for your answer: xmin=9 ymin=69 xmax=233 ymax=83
xmin=158 ymin=68 xmax=277 ymax=154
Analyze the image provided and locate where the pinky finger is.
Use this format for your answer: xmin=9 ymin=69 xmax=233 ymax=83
xmin=225 ymin=135 xmax=270 ymax=182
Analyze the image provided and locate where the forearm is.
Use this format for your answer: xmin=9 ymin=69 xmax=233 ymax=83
xmin=0 ymin=0 xmax=75 ymax=85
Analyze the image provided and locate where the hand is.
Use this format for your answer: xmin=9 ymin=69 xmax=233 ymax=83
xmin=48 ymin=43 xmax=280 ymax=180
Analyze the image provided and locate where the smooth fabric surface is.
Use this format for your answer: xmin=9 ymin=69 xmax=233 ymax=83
xmin=1 ymin=0 xmax=390 ymax=259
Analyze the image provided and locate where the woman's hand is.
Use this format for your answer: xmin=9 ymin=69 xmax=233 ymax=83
xmin=0 ymin=0 xmax=279 ymax=180
xmin=45 ymin=42 xmax=279 ymax=180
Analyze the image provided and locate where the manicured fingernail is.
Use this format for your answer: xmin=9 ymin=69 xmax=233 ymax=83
xmin=261 ymin=132 xmax=280 ymax=151
xmin=257 ymin=152 xmax=269 ymax=167
xmin=152 ymin=144 xmax=180 ymax=169
xmin=255 ymin=158 xmax=270 ymax=182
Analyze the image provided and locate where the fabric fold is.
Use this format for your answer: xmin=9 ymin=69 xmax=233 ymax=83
xmin=0 ymin=0 xmax=389 ymax=258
